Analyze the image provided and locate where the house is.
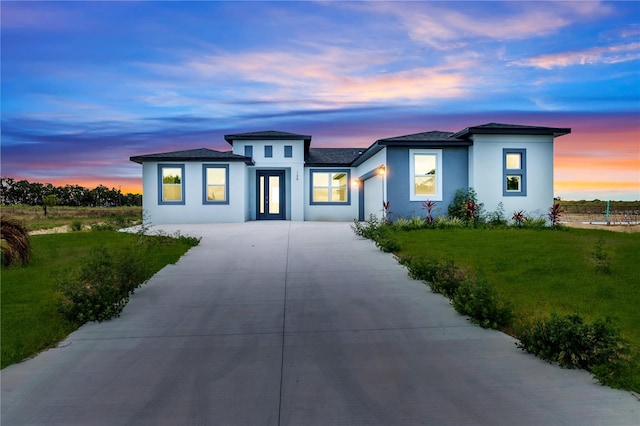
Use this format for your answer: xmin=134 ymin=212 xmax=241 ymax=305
xmin=130 ymin=123 xmax=571 ymax=224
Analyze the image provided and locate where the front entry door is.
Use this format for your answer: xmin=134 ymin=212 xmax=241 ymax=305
xmin=257 ymin=170 xmax=285 ymax=220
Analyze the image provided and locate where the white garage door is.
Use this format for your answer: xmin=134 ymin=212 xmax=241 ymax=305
xmin=364 ymin=175 xmax=383 ymax=220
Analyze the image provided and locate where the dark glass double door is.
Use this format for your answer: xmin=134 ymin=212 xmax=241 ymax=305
xmin=257 ymin=170 xmax=285 ymax=220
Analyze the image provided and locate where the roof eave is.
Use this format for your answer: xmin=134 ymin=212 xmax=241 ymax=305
xmin=130 ymin=156 xmax=254 ymax=165
xmin=376 ymin=140 xmax=472 ymax=147
xmin=453 ymin=127 xmax=572 ymax=139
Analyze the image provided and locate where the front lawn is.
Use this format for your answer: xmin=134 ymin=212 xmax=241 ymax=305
xmin=1 ymin=230 xmax=197 ymax=368
xmin=390 ymin=227 xmax=640 ymax=392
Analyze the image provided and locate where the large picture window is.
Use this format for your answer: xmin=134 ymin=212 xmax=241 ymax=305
xmin=203 ymin=165 xmax=229 ymax=204
xmin=158 ymin=164 xmax=185 ymax=205
xmin=503 ymin=149 xmax=527 ymax=196
xmin=310 ymin=169 xmax=350 ymax=204
xmin=409 ymin=149 xmax=442 ymax=201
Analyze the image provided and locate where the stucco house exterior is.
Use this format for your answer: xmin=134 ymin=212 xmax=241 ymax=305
xmin=130 ymin=123 xmax=570 ymax=224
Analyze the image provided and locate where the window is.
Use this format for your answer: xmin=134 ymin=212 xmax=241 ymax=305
xmin=265 ymin=145 xmax=273 ymax=158
xmin=244 ymin=145 xmax=253 ymax=157
xmin=409 ymin=149 xmax=442 ymax=201
xmin=503 ymin=149 xmax=527 ymax=196
xmin=203 ymin=165 xmax=229 ymax=204
xmin=284 ymin=145 xmax=293 ymax=158
xmin=158 ymin=164 xmax=185 ymax=205
xmin=310 ymin=169 xmax=350 ymax=204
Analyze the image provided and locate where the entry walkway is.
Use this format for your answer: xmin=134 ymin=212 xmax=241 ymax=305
xmin=2 ymin=222 xmax=638 ymax=425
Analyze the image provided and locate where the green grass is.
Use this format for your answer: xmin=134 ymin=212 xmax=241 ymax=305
xmin=1 ymin=231 xmax=196 ymax=369
xmin=391 ymin=227 xmax=640 ymax=392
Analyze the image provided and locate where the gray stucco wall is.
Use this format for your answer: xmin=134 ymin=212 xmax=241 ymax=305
xmin=386 ymin=146 xmax=468 ymax=219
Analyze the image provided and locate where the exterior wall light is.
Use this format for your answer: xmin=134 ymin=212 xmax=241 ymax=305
xmin=378 ymin=166 xmax=386 ymax=176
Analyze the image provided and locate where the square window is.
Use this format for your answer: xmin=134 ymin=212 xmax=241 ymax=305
xmin=310 ymin=170 xmax=350 ymax=204
xmin=244 ymin=145 xmax=253 ymax=157
xmin=506 ymin=153 xmax=521 ymax=169
xmin=506 ymin=175 xmax=521 ymax=191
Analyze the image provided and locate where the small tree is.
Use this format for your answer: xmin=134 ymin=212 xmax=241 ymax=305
xmin=42 ymin=194 xmax=58 ymax=216
xmin=1 ymin=217 xmax=31 ymax=266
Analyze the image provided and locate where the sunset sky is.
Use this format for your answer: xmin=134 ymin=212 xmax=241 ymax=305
xmin=2 ymin=1 xmax=639 ymax=200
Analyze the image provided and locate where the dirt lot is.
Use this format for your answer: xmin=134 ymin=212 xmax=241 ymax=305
xmin=562 ymin=213 xmax=640 ymax=233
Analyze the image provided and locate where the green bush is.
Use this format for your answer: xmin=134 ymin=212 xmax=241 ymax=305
xmin=375 ymin=236 xmax=401 ymax=253
xmin=517 ymin=313 xmax=629 ymax=379
xmin=522 ymin=215 xmax=548 ymax=229
xmin=448 ymin=188 xmax=483 ymax=226
xmin=398 ymin=256 xmax=464 ymax=299
xmin=351 ymin=214 xmax=385 ymax=240
xmin=434 ymin=216 xmax=465 ymax=229
xmin=430 ymin=260 xmax=465 ymax=298
xmin=90 ymin=222 xmax=116 ymax=231
xmin=56 ymin=247 xmax=147 ymax=324
xmin=70 ymin=220 xmax=83 ymax=232
xmin=452 ymin=279 xmax=513 ymax=329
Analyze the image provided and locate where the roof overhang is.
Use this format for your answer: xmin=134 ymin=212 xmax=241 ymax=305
xmin=453 ymin=125 xmax=571 ymax=139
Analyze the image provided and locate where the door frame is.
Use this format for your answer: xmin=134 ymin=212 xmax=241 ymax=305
xmin=256 ymin=170 xmax=286 ymax=220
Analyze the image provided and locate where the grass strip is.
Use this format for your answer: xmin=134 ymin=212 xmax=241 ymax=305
xmin=1 ymin=230 xmax=195 ymax=368
xmin=391 ymin=227 xmax=640 ymax=392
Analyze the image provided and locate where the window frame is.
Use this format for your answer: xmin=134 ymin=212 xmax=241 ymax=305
xmin=409 ymin=149 xmax=443 ymax=201
xmin=503 ymin=149 xmax=527 ymax=196
xmin=284 ymin=145 xmax=293 ymax=158
xmin=244 ymin=145 xmax=253 ymax=158
xmin=158 ymin=164 xmax=185 ymax=205
xmin=202 ymin=164 xmax=230 ymax=205
xmin=309 ymin=168 xmax=351 ymax=205
xmin=264 ymin=145 xmax=273 ymax=158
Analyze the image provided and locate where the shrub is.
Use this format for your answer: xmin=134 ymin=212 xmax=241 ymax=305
xmin=70 ymin=220 xmax=83 ymax=232
xmin=375 ymin=236 xmax=401 ymax=253
xmin=90 ymin=222 xmax=116 ymax=231
xmin=1 ymin=217 xmax=31 ymax=266
xmin=516 ymin=313 xmax=629 ymax=374
xmin=391 ymin=216 xmax=426 ymax=231
xmin=434 ymin=216 xmax=465 ymax=229
xmin=522 ymin=215 xmax=548 ymax=229
xmin=351 ymin=214 xmax=385 ymax=240
xmin=56 ymin=247 xmax=147 ymax=324
xmin=429 ymin=260 xmax=465 ymax=298
xmin=486 ymin=202 xmax=508 ymax=227
xmin=452 ymin=278 xmax=513 ymax=329
xmin=448 ymin=188 xmax=483 ymax=225
xmin=398 ymin=256 xmax=463 ymax=299
xmin=397 ymin=255 xmax=441 ymax=282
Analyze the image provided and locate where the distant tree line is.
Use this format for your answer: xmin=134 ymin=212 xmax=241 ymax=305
xmin=0 ymin=177 xmax=142 ymax=209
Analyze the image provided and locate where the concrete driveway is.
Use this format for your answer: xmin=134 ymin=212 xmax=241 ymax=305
xmin=2 ymin=222 xmax=638 ymax=425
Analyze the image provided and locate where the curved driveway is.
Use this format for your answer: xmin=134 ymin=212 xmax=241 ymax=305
xmin=2 ymin=222 xmax=638 ymax=425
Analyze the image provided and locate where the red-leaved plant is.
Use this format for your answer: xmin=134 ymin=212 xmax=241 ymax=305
xmin=512 ymin=210 xmax=526 ymax=227
xmin=422 ymin=200 xmax=437 ymax=225
xmin=548 ymin=203 xmax=563 ymax=226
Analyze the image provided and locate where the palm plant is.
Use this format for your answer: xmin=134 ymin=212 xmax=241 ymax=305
xmin=1 ymin=217 xmax=32 ymax=266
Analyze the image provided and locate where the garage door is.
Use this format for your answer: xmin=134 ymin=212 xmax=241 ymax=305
xmin=364 ymin=175 xmax=383 ymax=220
